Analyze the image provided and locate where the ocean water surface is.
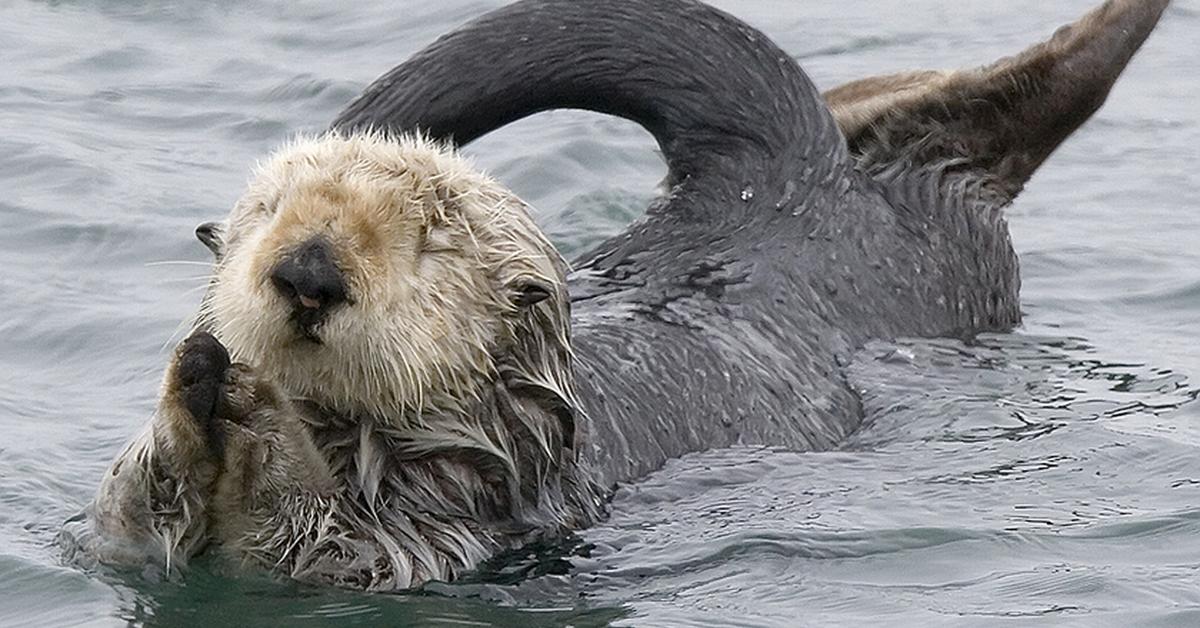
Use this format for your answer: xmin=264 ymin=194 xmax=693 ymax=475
xmin=1 ymin=0 xmax=1198 ymax=626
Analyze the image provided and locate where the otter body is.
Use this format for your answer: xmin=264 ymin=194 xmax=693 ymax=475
xmin=332 ymin=0 xmax=1167 ymax=487
xmin=69 ymin=0 xmax=1171 ymax=590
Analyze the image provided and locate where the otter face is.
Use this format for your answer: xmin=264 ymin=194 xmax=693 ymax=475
xmin=201 ymin=133 xmax=571 ymax=422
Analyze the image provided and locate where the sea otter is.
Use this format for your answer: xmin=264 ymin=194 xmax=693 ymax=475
xmin=67 ymin=0 xmax=1170 ymax=590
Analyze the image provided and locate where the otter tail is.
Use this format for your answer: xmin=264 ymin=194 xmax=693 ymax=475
xmin=333 ymin=0 xmax=1170 ymax=213
xmin=331 ymin=0 xmax=848 ymax=204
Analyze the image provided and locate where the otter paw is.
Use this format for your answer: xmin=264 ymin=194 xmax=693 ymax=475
xmin=175 ymin=331 xmax=232 ymax=457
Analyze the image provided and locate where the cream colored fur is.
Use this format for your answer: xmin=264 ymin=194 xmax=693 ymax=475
xmin=206 ymin=132 xmax=571 ymax=422
xmin=81 ymin=132 xmax=592 ymax=589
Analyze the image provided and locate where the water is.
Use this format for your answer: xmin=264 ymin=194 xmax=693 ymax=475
xmin=1 ymin=0 xmax=1198 ymax=626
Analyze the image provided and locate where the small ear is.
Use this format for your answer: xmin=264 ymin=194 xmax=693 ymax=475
xmin=509 ymin=278 xmax=553 ymax=308
xmin=195 ymin=222 xmax=224 ymax=257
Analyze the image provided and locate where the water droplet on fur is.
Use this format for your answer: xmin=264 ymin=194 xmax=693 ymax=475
xmin=878 ymin=348 xmax=917 ymax=365
xmin=775 ymin=180 xmax=797 ymax=211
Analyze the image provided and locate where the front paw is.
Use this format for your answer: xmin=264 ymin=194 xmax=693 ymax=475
xmin=174 ymin=331 xmax=232 ymax=458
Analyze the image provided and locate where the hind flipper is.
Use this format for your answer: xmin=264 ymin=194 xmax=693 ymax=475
xmin=825 ymin=0 xmax=1171 ymax=200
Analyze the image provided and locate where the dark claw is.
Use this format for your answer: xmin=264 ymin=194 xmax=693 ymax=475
xmin=176 ymin=331 xmax=231 ymax=457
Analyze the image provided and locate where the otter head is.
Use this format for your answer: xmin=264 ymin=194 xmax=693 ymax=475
xmin=199 ymin=132 xmax=576 ymax=431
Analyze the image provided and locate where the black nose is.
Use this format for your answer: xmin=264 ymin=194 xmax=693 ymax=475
xmin=270 ymin=237 xmax=349 ymax=329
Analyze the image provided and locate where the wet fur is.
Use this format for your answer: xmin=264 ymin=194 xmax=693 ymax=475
xmin=72 ymin=0 xmax=1170 ymax=590
xmin=78 ymin=134 xmax=599 ymax=589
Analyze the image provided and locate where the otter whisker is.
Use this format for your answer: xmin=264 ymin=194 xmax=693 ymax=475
xmin=153 ymin=276 xmax=217 ymax=285
xmin=144 ymin=260 xmax=214 ymax=268
xmin=159 ymin=319 xmax=198 ymax=355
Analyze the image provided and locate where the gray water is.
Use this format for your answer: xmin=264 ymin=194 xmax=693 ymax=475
xmin=2 ymin=1 xmax=1198 ymax=626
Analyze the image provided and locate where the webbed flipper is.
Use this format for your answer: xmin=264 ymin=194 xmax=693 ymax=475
xmin=825 ymin=0 xmax=1172 ymax=200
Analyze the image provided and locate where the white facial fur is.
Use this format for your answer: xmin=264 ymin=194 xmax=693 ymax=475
xmin=203 ymin=132 xmax=568 ymax=423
